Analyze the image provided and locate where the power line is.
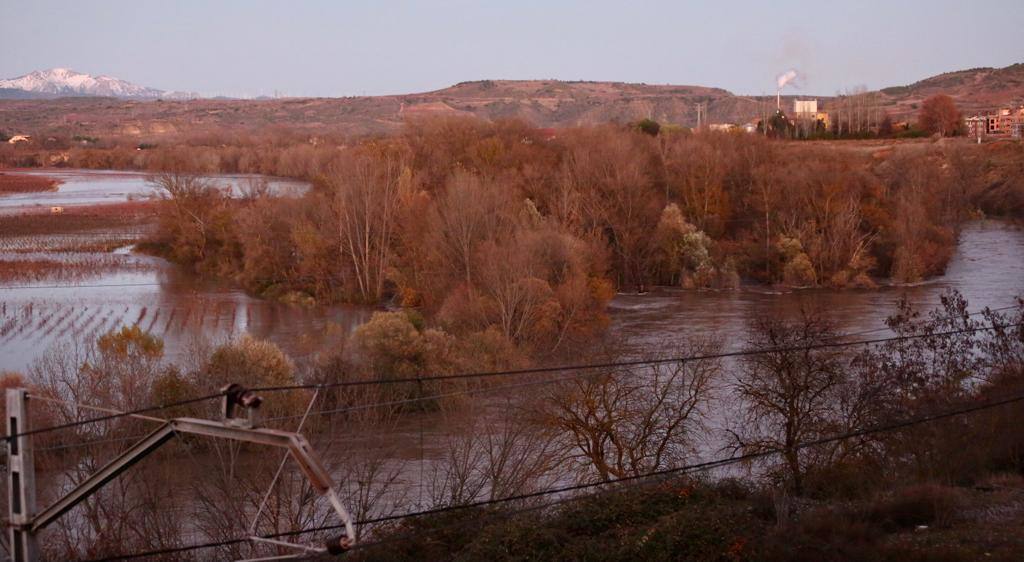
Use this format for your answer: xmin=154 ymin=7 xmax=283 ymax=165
xmin=262 ymin=370 xmax=591 ymax=424
xmin=6 ymin=319 xmax=1021 ymax=444
xmin=3 ymin=392 xmax=223 ymax=443
xmin=85 ymin=390 xmax=1024 ymax=561
xmin=35 ymin=433 xmax=151 ymax=453
xmin=822 ymin=304 xmax=1020 ymax=340
xmin=288 ymin=388 xmax=1024 ymax=536
xmin=30 ymin=394 xmax=167 ymax=424
xmin=266 ymin=306 xmax=1024 ymax=424
xmin=252 ymin=321 xmax=1024 ymax=393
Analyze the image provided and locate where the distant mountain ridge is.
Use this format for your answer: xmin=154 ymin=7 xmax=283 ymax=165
xmin=0 ymin=68 xmax=196 ymax=100
xmin=0 ymin=64 xmax=1021 ymax=137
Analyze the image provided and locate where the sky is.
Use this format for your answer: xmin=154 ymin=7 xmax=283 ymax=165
xmin=1 ymin=0 xmax=1022 ymax=98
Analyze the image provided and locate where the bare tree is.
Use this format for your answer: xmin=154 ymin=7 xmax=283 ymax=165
xmin=28 ymin=331 xmax=184 ymax=559
xmin=428 ymin=401 xmax=559 ymax=506
xmin=542 ymin=342 xmax=718 ymax=482
xmin=728 ymin=314 xmax=848 ymax=495
xmin=149 ymin=172 xmax=229 ymax=266
xmin=329 ymin=147 xmax=409 ymax=302
xmin=430 ymin=170 xmax=513 ymax=287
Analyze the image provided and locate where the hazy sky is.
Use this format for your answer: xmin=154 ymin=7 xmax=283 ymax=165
xmin=1 ymin=0 xmax=1021 ymax=98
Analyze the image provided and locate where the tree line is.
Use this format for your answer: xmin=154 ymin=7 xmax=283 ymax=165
xmin=135 ymin=118 xmax=1001 ymax=352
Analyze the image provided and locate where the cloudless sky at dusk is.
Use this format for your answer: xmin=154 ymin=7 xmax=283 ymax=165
xmin=1 ymin=0 xmax=1021 ymax=98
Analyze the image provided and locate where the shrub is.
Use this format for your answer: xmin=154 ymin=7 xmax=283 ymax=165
xmin=203 ymin=335 xmax=301 ymax=418
xmin=149 ymin=366 xmax=201 ymax=417
xmin=379 ymin=482 xmax=764 ymax=562
xmin=636 ymin=118 xmax=661 ymax=136
xmin=205 ymin=334 xmax=295 ymax=389
xmin=802 ymin=459 xmax=886 ymax=500
xmin=763 ymin=509 xmax=878 ymax=562
xmin=351 ymin=311 xmax=456 ymax=380
xmin=864 ymin=484 xmax=959 ymax=532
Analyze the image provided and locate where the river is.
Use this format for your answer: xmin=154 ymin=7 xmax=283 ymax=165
xmin=1 ymin=171 xmax=1023 ymax=375
xmin=610 ymin=220 xmax=1024 ymax=352
xmin=5 ymin=172 xmax=1024 ymax=554
xmin=1 ymin=219 xmax=1022 ymax=373
xmin=0 ymin=169 xmax=364 ymax=373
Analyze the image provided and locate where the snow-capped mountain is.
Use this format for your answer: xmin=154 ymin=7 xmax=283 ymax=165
xmin=0 ymin=68 xmax=197 ymax=99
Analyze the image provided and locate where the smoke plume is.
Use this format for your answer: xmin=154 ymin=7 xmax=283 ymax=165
xmin=776 ymin=69 xmax=799 ymax=90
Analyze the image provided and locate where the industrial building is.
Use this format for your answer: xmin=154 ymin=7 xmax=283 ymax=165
xmin=792 ymin=99 xmax=830 ymax=133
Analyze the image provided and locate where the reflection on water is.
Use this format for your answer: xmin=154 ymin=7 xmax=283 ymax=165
xmin=0 ymin=261 xmax=372 ymax=372
xmin=1 ymin=221 xmax=1022 ymax=374
xmin=0 ymin=167 xmax=355 ymax=373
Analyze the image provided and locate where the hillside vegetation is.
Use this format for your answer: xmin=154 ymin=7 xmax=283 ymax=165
xmin=1 ymin=64 xmax=1021 ymax=140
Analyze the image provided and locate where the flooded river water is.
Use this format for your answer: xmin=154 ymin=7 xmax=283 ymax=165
xmin=610 ymin=220 xmax=1024 ymax=352
xmin=1 ymin=206 xmax=1022 ymax=373
xmin=3 ymin=171 xmax=1024 ymax=550
xmin=0 ymin=168 xmax=308 ymax=214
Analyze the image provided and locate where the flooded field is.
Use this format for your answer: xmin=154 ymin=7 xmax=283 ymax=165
xmin=0 ymin=168 xmax=308 ymax=214
xmin=4 ymin=172 xmax=1024 ymax=557
xmin=1 ymin=169 xmax=1023 ymax=376
xmin=0 ymin=169 xmax=360 ymax=373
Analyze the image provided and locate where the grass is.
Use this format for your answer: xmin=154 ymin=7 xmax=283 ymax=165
xmin=865 ymin=484 xmax=960 ymax=532
xmin=0 ymin=172 xmax=60 ymax=194
xmin=0 ymin=201 xmax=157 ymax=236
xmin=0 ymin=255 xmax=154 ymax=283
xmin=0 ymin=201 xmax=158 ymax=285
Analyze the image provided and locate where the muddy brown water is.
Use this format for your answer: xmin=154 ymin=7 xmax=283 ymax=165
xmin=4 ymin=171 xmax=1024 ymax=549
xmin=1 ymin=218 xmax=1022 ymax=374
xmin=610 ymin=219 xmax=1024 ymax=353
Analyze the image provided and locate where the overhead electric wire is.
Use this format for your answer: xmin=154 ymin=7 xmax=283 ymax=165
xmin=261 ymin=370 xmax=592 ymax=425
xmin=3 ymin=392 xmax=223 ymax=444
xmin=263 ymin=310 xmax=1024 ymax=424
xmin=252 ymin=320 xmax=1024 ymax=393
xmin=249 ymin=389 xmax=322 ymax=535
xmin=821 ymin=303 xmax=1020 ymax=340
xmin=84 ymin=389 xmax=1024 ymax=562
xmin=35 ymin=433 xmax=152 ymax=453
xmin=5 ymin=318 xmax=1022 ymax=444
xmin=29 ymin=395 xmax=167 ymax=424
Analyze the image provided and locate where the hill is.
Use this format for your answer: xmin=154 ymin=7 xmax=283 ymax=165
xmin=878 ymin=63 xmax=1024 ymax=118
xmin=0 ymin=79 xmax=762 ymax=139
xmin=1 ymin=64 xmax=1021 ymax=139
